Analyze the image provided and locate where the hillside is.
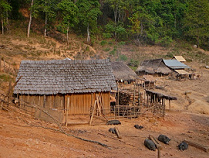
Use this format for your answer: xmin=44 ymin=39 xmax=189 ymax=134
xmin=0 ymin=30 xmax=209 ymax=158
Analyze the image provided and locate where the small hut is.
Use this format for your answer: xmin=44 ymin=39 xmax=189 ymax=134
xmin=136 ymin=58 xmax=172 ymax=76
xmin=111 ymin=61 xmax=138 ymax=83
xmin=13 ymin=59 xmax=117 ymax=122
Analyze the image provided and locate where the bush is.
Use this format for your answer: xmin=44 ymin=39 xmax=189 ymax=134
xmin=118 ymin=54 xmax=128 ymax=61
xmin=128 ymin=59 xmax=139 ymax=67
xmin=103 ymin=48 xmax=111 ymax=52
xmin=102 ymin=33 xmax=112 ymax=39
xmin=160 ymin=36 xmax=173 ymax=47
xmin=100 ymin=40 xmax=107 ymax=46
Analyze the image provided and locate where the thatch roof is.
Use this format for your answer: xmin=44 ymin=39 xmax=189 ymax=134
xmin=111 ymin=62 xmax=138 ymax=81
xmin=14 ymin=59 xmax=117 ymax=95
xmin=136 ymin=59 xmax=172 ymax=75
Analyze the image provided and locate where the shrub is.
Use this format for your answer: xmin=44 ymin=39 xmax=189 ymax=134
xmin=118 ymin=54 xmax=128 ymax=61
xmin=100 ymin=40 xmax=107 ymax=46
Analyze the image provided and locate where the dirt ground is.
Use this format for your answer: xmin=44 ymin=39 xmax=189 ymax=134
xmin=0 ymin=105 xmax=209 ymax=158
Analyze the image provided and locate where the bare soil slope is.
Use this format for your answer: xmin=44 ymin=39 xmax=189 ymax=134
xmin=0 ymin=107 xmax=209 ymax=158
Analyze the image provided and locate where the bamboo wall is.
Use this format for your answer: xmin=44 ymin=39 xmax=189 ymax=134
xmin=18 ymin=92 xmax=110 ymax=115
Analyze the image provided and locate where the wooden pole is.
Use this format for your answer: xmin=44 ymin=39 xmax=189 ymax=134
xmin=138 ymin=82 xmax=140 ymax=107
xmin=117 ymin=82 xmax=119 ymax=105
xmin=89 ymin=100 xmax=97 ymax=126
xmin=3 ymin=59 xmax=5 ymax=72
xmin=169 ymin=99 xmax=171 ymax=110
xmin=162 ymin=98 xmax=165 ymax=117
xmin=0 ymin=56 xmax=1 ymax=72
xmin=65 ymin=97 xmax=69 ymax=126
xmin=133 ymin=82 xmax=136 ymax=105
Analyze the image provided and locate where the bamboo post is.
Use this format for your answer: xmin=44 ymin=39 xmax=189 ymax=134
xmin=89 ymin=100 xmax=97 ymax=126
xmin=169 ymin=99 xmax=171 ymax=110
xmin=117 ymin=82 xmax=119 ymax=106
xmin=133 ymin=82 xmax=136 ymax=105
xmin=162 ymin=98 xmax=165 ymax=117
xmin=3 ymin=59 xmax=5 ymax=72
xmin=0 ymin=56 xmax=1 ymax=72
xmin=65 ymin=97 xmax=69 ymax=126
xmin=138 ymin=83 xmax=140 ymax=107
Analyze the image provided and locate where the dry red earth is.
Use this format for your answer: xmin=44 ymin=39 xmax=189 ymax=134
xmin=0 ymin=105 xmax=209 ymax=158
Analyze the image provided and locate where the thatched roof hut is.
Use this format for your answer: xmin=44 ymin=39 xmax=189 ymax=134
xmin=14 ymin=59 xmax=117 ymax=118
xmin=111 ymin=61 xmax=138 ymax=82
xmin=14 ymin=59 xmax=116 ymax=95
xmin=136 ymin=58 xmax=172 ymax=75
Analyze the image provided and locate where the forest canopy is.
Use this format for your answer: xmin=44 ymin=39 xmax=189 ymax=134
xmin=1 ymin=0 xmax=209 ymax=49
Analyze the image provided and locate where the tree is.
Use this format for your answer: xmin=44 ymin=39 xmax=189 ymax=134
xmin=183 ymin=0 xmax=209 ymax=48
xmin=76 ymin=0 xmax=102 ymax=43
xmin=0 ymin=0 xmax=12 ymax=34
xmin=33 ymin=0 xmax=56 ymax=37
xmin=58 ymin=0 xmax=78 ymax=45
xmin=27 ymin=0 xmax=34 ymax=37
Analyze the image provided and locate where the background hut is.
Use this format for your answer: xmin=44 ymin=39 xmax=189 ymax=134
xmin=163 ymin=59 xmax=191 ymax=80
xmin=13 ymin=59 xmax=117 ymax=122
xmin=136 ymin=58 xmax=172 ymax=76
xmin=111 ymin=61 xmax=138 ymax=83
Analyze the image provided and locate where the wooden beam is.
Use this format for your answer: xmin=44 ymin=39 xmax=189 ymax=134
xmin=184 ymin=140 xmax=209 ymax=153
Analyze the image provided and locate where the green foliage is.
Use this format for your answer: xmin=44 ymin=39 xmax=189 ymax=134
xmin=100 ymin=40 xmax=107 ymax=46
xmin=102 ymin=33 xmax=112 ymax=39
xmin=2 ymin=0 xmax=209 ymax=50
xmin=58 ymin=0 xmax=78 ymax=30
xmin=109 ymin=48 xmax=117 ymax=56
xmin=159 ymin=36 xmax=173 ymax=47
xmin=0 ymin=74 xmax=12 ymax=82
xmin=103 ymin=47 xmax=111 ymax=52
xmin=118 ymin=54 xmax=128 ymax=61
xmin=183 ymin=0 xmax=209 ymax=48
xmin=128 ymin=59 xmax=139 ymax=67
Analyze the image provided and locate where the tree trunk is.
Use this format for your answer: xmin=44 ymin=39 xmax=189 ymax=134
xmin=27 ymin=0 xmax=34 ymax=38
xmin=44 ymin=12 xmax=47 ymax=37
xmin=6 ymin=11 xmax=9 ymax=32
xmin=1 ymin=18 xmax=4 ymax=35
xmin=87 ymin=23 xmax=90 ymax=43
xmin=66 ymin=26 xmax=69 ymax=45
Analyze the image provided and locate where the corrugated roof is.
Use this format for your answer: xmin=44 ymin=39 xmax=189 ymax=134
xmin=14 ymin=59 xmax=117 ymax=95
xmin=163 ymin=59 xmax=190 ymax=70
xmin=173 ymin=56 xmax=186 ymax=62
xmin=111 ymin=62 xmax=138 ymax=81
